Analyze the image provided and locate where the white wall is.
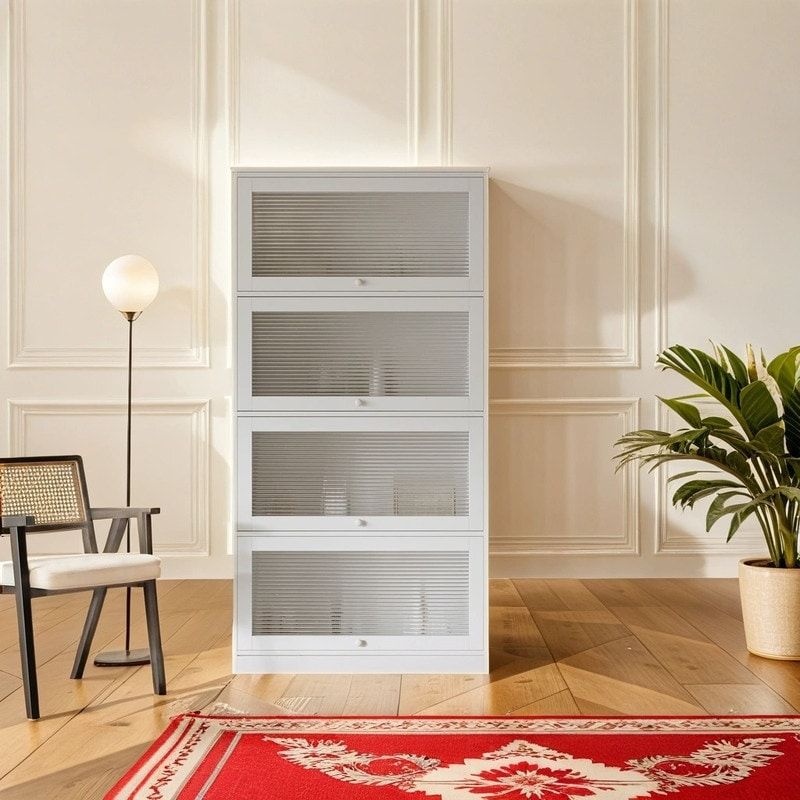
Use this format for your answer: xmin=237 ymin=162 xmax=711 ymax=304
xmin=1 ymin=0 xmax=798 ymax=578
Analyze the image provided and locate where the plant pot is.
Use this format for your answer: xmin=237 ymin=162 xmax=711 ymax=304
xmin=739 ymin=558 xmax=800 ymax=660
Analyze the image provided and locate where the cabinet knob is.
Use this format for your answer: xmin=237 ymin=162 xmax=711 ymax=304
xmin=354 ymin=278 xmax=365 ymax=287
xmin=356 ymin=518 xmax=367 ymax=527
xmin=355 ymin=398 xmax=365 ymax=407
xmin=355 ymin=639 xmax=367 ymax=647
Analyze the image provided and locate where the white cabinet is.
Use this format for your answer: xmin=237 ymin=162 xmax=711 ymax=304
xmin=237 ymin=296 xmax=485 ymax=412
xmin=237 ymin=416 xmax=484 ymax=531
xmin=236 ymin=172 xmax=485 ymax=293
xmin=233 ymin=168 xmax=488 ymax=674
xmin=235 ymin=535 xmax=486 ymax=673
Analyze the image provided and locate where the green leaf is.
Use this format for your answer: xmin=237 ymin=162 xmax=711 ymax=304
xmin=756 ymin=486 xmax=800 ymax=504
xmin=706 ymin=491 xmax=750 ymax=532
xmin=720 ymin=345 xmax=750 ymax=386
xmin=739 ymin=380 xmax=779 ymax=434
xmin=727 ymin=504 xmax=758 ymax=542
xmin=752 ymin=421 xmax=787 ymax=456
xmin=667 ymin=470 xmax=720 ymax=483
xmin=767 ymin=347 xmax=800 ymax=398
xmin=701 ymin=416 xmax=733 ymax=428
xmin=659 ymin=396 xmax=703 ymax=428
xmin=657 ymin=346 xmax=748 ymax=433
xmin=725 ymin=450 xmax=752 ymax=478
xmin=783 ymin=383 xmax=800 ymax=458
xmin=672 ymin=479 xmax=746 ymax=510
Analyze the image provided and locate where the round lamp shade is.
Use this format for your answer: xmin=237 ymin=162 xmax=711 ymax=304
xmin=102 ymin=255 xmax=159 ymax=315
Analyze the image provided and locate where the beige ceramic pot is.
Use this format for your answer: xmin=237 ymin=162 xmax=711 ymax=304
xmin=739 ymin=558 xmax=800 ymax=660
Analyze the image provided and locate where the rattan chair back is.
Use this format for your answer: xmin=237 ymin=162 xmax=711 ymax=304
xmin=0 ymin=456 xmax=97 ymax=549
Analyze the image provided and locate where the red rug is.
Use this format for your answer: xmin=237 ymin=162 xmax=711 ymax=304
xmin=105 ymin=714 xmax=800 ymax=799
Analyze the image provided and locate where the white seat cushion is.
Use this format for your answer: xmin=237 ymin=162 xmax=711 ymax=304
xmin=0 ymin=553 xmax=161 ymax=591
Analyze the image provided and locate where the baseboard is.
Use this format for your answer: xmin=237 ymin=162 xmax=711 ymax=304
xmin=489 ymin=553 xmax=760 ymax=579
xmin=158 ymin=554 xmax=234 ymax=580
xmin=233 ymin=651 xmax=489 ymax=674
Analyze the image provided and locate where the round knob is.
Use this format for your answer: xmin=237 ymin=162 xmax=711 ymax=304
xmin=354 ymin=278 xmax=365 ymax=287
xmin=356 ymin=518 xmax=367 ymax=527
xmin=355 ymin=398 xmax=365 ymax=407
xmin=355 ymin=639 xmax=367 ymax=647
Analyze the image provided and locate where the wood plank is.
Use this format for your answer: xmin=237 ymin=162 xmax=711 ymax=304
xmin=684 ymin=683 xmax=797 ymax=715
xmin=217 ymin=673 xmax=296 ymax=714
xmin=398 ymin=673 xmax=490 ymax=715
xmin=674 ymin=579 xmax=744 ymax=621
xmin=343 ymin=675 xmax=401 ymax=715
xmin=489 ymin=579 xmax=525 ymax=607
xmin=518 ymin=579 xmax=632 ymax=662
xmin=533 ymin=609 xmax=630 ymax=661
xmin=513 ymin=689 xmax=581 ymax=715
xmin=581 ymin=579 xmax=664 ymax=608
xmin=557 ymin=636 xmax=705 ymax=715
xmin=545 ymin=580 xmax=608 ymax=611
xmin=276 ymin=674 xmax=354 ymax=715
xmin=610 ymin=605 xmax=762 ymax=685
xmin=411 ymin=662 xmax=567 ymax=715
xmin=489 ymin=606 xmax=551 ymax=666
xmin=512 ymin=579 xmax=567 ymax=611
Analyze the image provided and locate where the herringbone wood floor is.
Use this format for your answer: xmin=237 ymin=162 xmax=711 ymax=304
xmin=0 ymin=578 xmax=798 ymax=798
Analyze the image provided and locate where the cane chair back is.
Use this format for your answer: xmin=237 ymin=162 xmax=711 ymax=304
xmin=0 ymin=457 xmax=98 ymax=551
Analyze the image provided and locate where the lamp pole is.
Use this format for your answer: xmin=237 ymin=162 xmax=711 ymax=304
xmin=95 ymin=255 xmax=159 ymax=668
xmin=124 ymin=312 xmax=134 ymax=654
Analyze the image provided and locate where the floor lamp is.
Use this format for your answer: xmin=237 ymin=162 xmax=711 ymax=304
xmin=95 ymin=254 xmax=160 ymax=667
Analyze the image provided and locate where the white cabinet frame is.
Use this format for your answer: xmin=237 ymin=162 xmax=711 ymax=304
xmin=237 ymin=296 xmax=485 ymax=412
xmin=236 ymin=534 xmax=485 ymax=655
xmin=237 ymin=416 xmax=484 ymax=531
xmin=233 ymin=168 xmax=488 ymax=675
xmin=235 ymin=173 xmax=485 ymax=293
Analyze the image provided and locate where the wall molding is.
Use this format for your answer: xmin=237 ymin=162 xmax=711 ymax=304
xmin=6 ymin=0 xmax=210 ymax=369
xmin=489 ymin=397 xmax=640 ymax=555
xmin=406 ymin=0 xmax=420 ymax=165
xmin=489 ymin=0 xmax=640 ymax=370
xmin=654 ymin=399 xmax=764 ymax=555
xmin=654 ymin=0 xmax=670 ymax=354
xmin=7 ymin=398 xmax=211 ymax=556
xmin=408 ymin=0 xmax=452 ymax=167
xmin=227 ymin=0 xmax=240 ymax=165
xmin=439 ymin=0 xmax=453 ymax=166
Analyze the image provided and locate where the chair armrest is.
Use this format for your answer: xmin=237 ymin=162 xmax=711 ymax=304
xmin=94 ymin=509 xmax=159 ymax=555
xmin=0 ymin=515 xmax=35 ymax=532
xmin=91 ymin=507 xmax=161 ymax=520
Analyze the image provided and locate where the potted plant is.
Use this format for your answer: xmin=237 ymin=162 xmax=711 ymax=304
xmin=615 ymin=344 xmax=800 ymax=660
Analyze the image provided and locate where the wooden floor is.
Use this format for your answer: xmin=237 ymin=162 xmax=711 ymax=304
xmin=0 ymin=578 xmax=799 ymax=797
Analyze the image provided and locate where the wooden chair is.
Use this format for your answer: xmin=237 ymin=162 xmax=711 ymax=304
xmin=0 ymin=455 xmax=166 ymax=719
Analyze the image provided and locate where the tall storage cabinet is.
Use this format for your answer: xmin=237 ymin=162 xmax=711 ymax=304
xmin=233 ymin=169 xmax=488 ymax=673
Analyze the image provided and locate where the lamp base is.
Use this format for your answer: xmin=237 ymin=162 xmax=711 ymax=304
xmin=94 ymin=648 xmax=151 ymax=667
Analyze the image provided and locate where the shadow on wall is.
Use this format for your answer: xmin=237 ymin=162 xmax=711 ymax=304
xmin=489 ymin=177 xmax=695 ymax=358
xmin=485 ymin=175 xmax=737 ymax=575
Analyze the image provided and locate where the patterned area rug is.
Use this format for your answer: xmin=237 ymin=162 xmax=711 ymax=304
xmin=106 ymin=715 xmax=800 ymax=799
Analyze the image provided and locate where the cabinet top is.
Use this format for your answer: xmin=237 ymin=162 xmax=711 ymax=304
xmin=232 ymin=166 xmax=490 ymax=178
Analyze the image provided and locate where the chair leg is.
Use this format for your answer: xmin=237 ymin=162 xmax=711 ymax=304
xmin=143 ymin=581 xmax=166 ymax=695
xmin=13 ymin=585 xmax=39 ymax=720
xmin=70 ymin=588 xmax=107 ymax=679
